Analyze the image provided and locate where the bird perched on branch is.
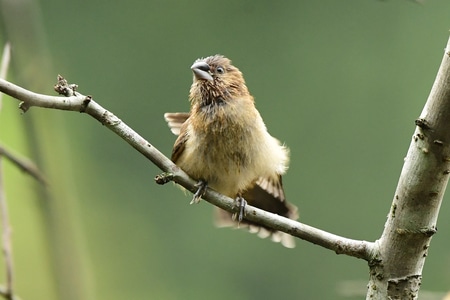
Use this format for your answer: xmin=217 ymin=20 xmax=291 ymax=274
xmin=164 ymin=55 xmax=298 ymax=248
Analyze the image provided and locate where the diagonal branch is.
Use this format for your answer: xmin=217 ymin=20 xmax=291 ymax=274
xmin=0 ymin=145 xmax=47 ymax=185
xmin=0 ymin=76 xmax=375 ymax=260
xmin=1 ymin=36 xmax=449 ymax=300
xmin=365 ymin=37 xmax=450 ymax=299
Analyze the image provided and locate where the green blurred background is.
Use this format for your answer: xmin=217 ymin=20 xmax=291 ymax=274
xmin=1 ymin=0 xmax=450 ymax=299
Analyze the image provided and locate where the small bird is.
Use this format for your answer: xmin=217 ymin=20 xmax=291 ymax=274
xmin=164 ymin=55 xmax=298 ymax=248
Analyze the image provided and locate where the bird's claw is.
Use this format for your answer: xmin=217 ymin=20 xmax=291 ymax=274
xmin=191 ymin=180 xmax=207 ymax=204
xmin=232 ymin=196 xmax=247 ymax=225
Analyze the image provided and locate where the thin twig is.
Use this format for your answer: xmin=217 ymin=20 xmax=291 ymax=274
xmin=0 ymin=42 xmax=11 ymax=110
xmin=0 ymin=42 xmax=14 ymax=300
xmin=0 ymin=157 xmax=14 ymax=300
xmin=0 ymin=145 xmax=47 ymax=185
xmin=0 ymin=76 xmax=376 ymax=260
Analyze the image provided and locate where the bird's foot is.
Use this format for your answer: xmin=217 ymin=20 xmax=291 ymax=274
xmin=232 ymin=196 xmax=247 ymax=225
xmin=191 ymin=180 xmax=207 ymax=204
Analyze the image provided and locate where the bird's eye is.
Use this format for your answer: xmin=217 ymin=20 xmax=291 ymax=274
xmin=216 ymin=66 xmax=225 ymax=74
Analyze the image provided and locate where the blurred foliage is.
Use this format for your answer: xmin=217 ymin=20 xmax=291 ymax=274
xmin=1 ymin=0 xmax=450 ymax=299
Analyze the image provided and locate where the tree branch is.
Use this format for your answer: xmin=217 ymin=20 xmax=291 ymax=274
xmin=2 ymin=35 xmax=449 ymax=299
xmin=0 ymin=42 xmax=11 ymax=109
xmin=0 ymin=41 xmax=16 ymax=300
xmin=0 ymin=157 xmax=14 ymax=300
xmin=0 ymin=145 xmax=47 ymax=185
xmin=366 ymin=37 xmax=450 ymax=299
xmin=1 ymin=36 xmax=450 ymax=299
xmin=0 ymin=76 xmax=375 ymax=260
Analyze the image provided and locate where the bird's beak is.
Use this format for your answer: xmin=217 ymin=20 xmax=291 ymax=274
xmin=191 ymin=61 xmax=214 ymax=81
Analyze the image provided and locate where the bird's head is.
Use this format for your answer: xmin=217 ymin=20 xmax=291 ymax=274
xmin=189 ymin=55 xmax=250 ymax=107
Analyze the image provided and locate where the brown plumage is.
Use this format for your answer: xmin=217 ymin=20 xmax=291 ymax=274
xmin=164 ymin=55 xmax=298 ymax=248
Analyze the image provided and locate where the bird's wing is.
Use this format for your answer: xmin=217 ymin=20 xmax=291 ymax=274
xmin=164 ymin=112 xmax=190 ymax=136
xmin=215 ymin=175 xmax=299 ymax=248
xmin=164 ymin=112 xmax=298 ymax=248
xmin=170 ymin=124 xmax=189 ymax=163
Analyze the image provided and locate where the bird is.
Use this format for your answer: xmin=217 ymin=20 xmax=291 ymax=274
xmin=164 ymin=54 xmax=298 ymax=248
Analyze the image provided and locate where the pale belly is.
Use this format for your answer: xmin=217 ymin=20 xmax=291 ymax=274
xmin=177 ymin=122 xmax=287 ymax=198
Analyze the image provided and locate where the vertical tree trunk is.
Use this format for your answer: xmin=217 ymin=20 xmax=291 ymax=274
xmin=366 ymin=36 xmax=450 ymax=299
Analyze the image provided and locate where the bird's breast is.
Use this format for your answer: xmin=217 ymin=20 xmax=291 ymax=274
xmin=177 ymin=100 xmax=288 ymax=198
xmin=179 ymin=106 xmax=255 ymax=194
